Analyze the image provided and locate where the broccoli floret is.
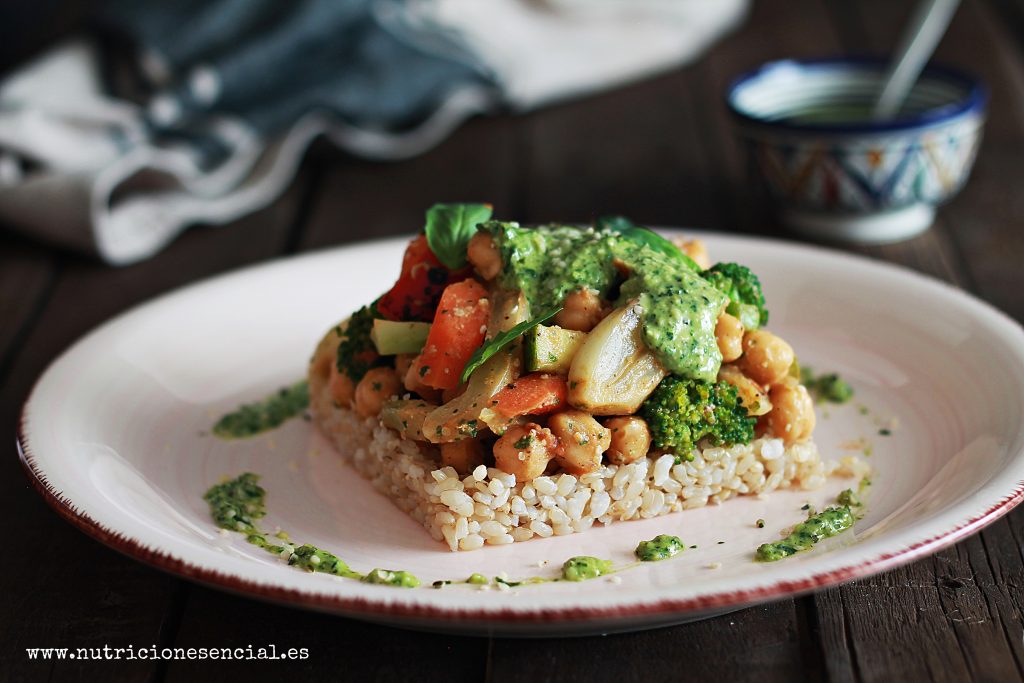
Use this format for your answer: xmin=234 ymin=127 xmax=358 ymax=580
xmin=336 ymin=303 xmax=383 ymax=380
xmin=702 ymin=262 xmax=769 ymax=329
xmin=639 ymin=376 xmax=755 ymax=456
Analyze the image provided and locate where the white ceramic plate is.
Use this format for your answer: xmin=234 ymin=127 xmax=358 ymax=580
xmin=19 ymin=232 xmax=1024 ymax=636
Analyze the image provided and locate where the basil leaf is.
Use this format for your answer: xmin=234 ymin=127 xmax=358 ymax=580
xmin=460 ymin=306 xmax=562 ymax=383
xmin=425 ymin=203 xmax=494 ymax=270
xmin=597 ymin=216 xmax=701 ymax=272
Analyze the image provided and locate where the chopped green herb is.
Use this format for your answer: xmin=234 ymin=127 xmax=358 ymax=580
xmin=460 ymin=306 xmax=562 ymax=383
xmin=495 ymin=577 xmax=522 ymax=588
xmin=336 ymin=304 xmax=384 ymax=380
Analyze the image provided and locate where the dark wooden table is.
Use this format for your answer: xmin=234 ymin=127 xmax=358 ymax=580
xmin=4 ymin=1 xmax=1024 ymax=680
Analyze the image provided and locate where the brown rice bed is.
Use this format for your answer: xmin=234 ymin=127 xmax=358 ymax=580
xmin=313 ymin=403 xmax=868 ymax=552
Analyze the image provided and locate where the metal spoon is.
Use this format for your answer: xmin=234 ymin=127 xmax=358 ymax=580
xmin=872 ymin=0 xmax=962 ymax=120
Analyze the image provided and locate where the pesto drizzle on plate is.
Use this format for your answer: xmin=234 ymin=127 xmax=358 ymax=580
xmin=212 ymin=381 xmax=309 ymax=439
xmin=635 ymin=534 xmax=686 ymax=562
xmin=755 ymin=506 xmax=856 ymax=562
xmin=755 ymin=485 xmax=867 ymax=562
xmin=561 ymin=556 xmax=615 ymax=581
xmin=204 ymin=473 xmax=419 ymax=587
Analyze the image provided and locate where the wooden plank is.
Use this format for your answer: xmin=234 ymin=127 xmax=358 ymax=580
xmin=299 ymin=116 xmax=518 ymax=249
xmin=489 ymin=600 xmax=810 ymax=683
xmin=0 ymin=235 xmax=56 ymax=371
xmin=989 ymin=0 xmax=1024 ymax=49
xmin=812 ymin=539 xmax=1022 ymax=683
xmin=164 ymin=587 xmax=486 ymax=682
xmin=514 ymin=70 xmax=723 ymax=229
xmin=0 ymin=171 xmax=312 ymax=682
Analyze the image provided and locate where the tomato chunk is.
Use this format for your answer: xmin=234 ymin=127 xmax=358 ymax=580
xmin=377 ymin=235 xmax=469 ymax=322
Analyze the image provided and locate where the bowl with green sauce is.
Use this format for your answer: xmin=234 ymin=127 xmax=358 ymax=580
xmin=727 ymin=58 xmax=987 ymax=243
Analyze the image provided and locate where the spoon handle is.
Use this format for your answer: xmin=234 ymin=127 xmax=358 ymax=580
xmin=873 ymin=0 xmax=961 ymax=121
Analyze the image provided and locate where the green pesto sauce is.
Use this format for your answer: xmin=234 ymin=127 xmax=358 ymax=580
xmin=213 ymin=381 xmax=309 ymax=439
xmin=433 ymin=574 xmax=554 ymax=589
xmin=205 ymin=472 xmax=266 ymax=533
xmin=291 ymin=545 xmax=360 ymax=579
xmin=838 ymin=475 xmax=871 ymax=508
xmin=635 ymin=534 xmax=685 ymax=562
xmin=836 ymin=488 xmax=861 ymax=508
xmin=801 ymin=368 xmax=854 ymax=404
xmin=756 ymin=506 xmax=856 ymax=562
xmin=482 ymin=223 xmax=728 ymax=382
xmin=204 ymin=473 xmax=416 ymax=587
xmin=562 ymin=555 xmax=614 ymax=581
xmin=362 ymin=568 xmax=421 ymax=588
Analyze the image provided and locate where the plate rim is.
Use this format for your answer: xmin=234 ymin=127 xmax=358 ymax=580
xmin=16 ymin=231 xmax=1024 ymax=627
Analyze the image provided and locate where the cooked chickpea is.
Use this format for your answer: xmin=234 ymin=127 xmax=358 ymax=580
xmin=440 ymin=439 xmax=485 ymax=475
xmin=603 ymin=416 xmax=651 ymax=465
xmin=403 ymin=357 xmax=441 ymax=403
xmin=548 ymin=409 xmax=611 ymax=474
xmin=554 ymin=288 xmax=607 ymax=333
xmin=718 ymin=364 xmax=772 ymax=416
xmin=493 ymin=423 xmax=557 ymax=481
xmin=737 ymin=329 xmax=795 ymax=386
xmin=328 ymin=365 xmax=356 ymax=408
xmin=760 ymin=379 xmax=815 ymax=445
xmin=394 ymin=353 xmax=416 ymax=380
xmin=354 ymin=367 xmax=402 ymax=418
xmin=467 ymin=231 xmax=502 ymax=280
xmin=715 ymin=312 xmax=744 ymax=363
xmin=308 ymin=327 xmax=344 ymax=409
xmin=679 ymin=239 xmax=711 ymax=269
xmin=311 ymin=348 xmax=333 ymax=382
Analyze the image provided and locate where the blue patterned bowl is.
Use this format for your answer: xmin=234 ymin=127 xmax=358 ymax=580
xmin=727 ymin=58 xmax=987 ymax=243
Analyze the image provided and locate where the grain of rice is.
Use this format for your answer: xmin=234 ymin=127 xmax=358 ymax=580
xmin=534 ymin=477 xmax=557 ymax=496
xmin=556 ymin=474 xmax=577 ymax=496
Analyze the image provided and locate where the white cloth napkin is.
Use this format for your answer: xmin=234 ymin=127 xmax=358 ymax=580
xmin=0 ymin=0 xmax=747 ymax=264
